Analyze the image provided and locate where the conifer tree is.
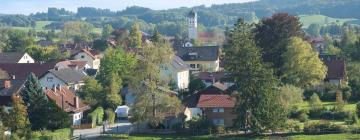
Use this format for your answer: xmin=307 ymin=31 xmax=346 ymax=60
xmin=129 ymin=23 xmax=142 ymax=48
xmin=224 ymin=18 xmax=287 ymax=133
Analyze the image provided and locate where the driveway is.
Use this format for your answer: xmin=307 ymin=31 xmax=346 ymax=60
xmin=73 ymin=120 xmax=132 ymax=139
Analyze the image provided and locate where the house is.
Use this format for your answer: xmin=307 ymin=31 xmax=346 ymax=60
xmin=55 ymin=60 xmax=90 ymax=71
xmin=160 ymin=56 xmax=190 ymax=90
xmin=0 ymin=79 xmax=26 ymax=109
xmin=0 ymin=63 xmax=56 ymax=80
xmin=183 ymin=82 xmax=228 ymax=121
xmin=197 ymin=94 xmax=236 ymax=127
xmin=72 ymin=49 xmax=102 ymax=69
xmin=319 ymin=55 xmax=347 ymax=85
xmin=196 ymin=71 xmax=234 ymax=88
xmin=175 ymin=46 xmax=220 ymax=72
xmin=0 ymin=52 xmax=35 ymax=63
xmin=45 ymin=86 xmax=90 ymax=125
xmin=39 ymin=69 xmax=87 ymax=91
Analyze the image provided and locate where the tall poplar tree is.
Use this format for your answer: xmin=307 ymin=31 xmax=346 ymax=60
xmin=224 ymin=19 xmax=287 ymax=133
xmin=129 ymin=23 xmax=142 ymax=48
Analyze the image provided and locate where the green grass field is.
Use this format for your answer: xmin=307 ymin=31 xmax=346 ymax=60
xmin=93 ymin=133 xmax=360 ymax=140
xmin=299 ymin=15 xmax=358 ymax=28
xmin=290 ymin=133 xmax=360 ymax=140
xmin=296 ymin=101 xmax=356 ymax=112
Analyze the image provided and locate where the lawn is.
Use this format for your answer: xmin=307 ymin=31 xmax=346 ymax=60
xmin=92 ymin=133 xmax=360 ymax=140
xmin=296 ymin=101 xmax=356 ymax=112
xmin=299 ymin=14 xmax=357 ymax=28
xmin=290 ymin=133 xmax=360 ymax=140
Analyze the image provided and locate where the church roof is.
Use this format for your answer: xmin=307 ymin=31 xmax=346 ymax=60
xmin=188 ymin=9 xmax=196 ymax=18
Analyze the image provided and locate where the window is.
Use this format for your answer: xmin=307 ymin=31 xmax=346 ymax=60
xmin=47 ymin=76 xmax=53 ymax=82
xmin=190 ymin=64 xmax=196 ymax=68
xmin=212 ymin=108 xmax=224 ymax=113
xmin=197 ymin=64 xmax=200 ymax=68
xmin=213 ymin=119 xmax=224 ymax=125
xmin=81 ymin=55 xmax=85 ymax=58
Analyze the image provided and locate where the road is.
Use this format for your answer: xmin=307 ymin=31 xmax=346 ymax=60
xmin=73 ymin=120 xmax=132 ymax=139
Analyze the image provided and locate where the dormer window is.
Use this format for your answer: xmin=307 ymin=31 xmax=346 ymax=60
xmin=188 ymin=52 xmax=198 ymax=60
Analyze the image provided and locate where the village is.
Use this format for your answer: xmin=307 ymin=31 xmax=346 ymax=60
xmin=1 ymin=1 xmax=360 ymax=140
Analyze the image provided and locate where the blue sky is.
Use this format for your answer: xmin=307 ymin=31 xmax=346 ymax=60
xmin=0 ymin=0 xmax=256 ymax=15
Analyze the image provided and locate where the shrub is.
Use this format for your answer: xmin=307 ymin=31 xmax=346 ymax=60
xmin=298 ymin=111 xmax=309 ymax=122
xmin=186 ymin=116 xmax=213 ymax=130
xmin=356 ymin=102 xmax=360 ymax=117
xmin=345 ymin=112 xmax=358 ymax=125
xmin=105 ymin=108 xmax=115 ymax=124
xmin=88 ymin=107 xmax=104 ymax=126
xmin=304 ymin=121 xmax=345 ymax=134
xmin=309 ymin=107 xmax=327 ymax=119
xmin=214 ymin=125 xmax=226 ymax=134
xmin=31 ymin=128 xmax=72 ymax=140
xmin=171 ymin=122 xmax=183 ymax=131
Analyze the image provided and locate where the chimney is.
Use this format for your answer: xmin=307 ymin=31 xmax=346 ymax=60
xmin=4 ymin=80 xmax=11 ymax=88
xmin=12 ymin=75 xmax=15 ymax=80
xmin=59 ymin=85 xmax=62 ymax=92
xmin=52 ymin=85 xmax=56 ymax=92
xmin=74 ymin=96 xmax=79 ymax=108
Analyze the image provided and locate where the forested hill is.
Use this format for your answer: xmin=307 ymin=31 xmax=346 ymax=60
xmin=1 ymin=0 xmax=360 ymax=36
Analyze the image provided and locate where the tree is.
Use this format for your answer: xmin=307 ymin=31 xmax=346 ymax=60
xmin=93 ymin=39 xmax=110 ymax=51
xmin=224 ymin=19 xmax=287 ymax=133
xmin=0 ymin=29 xmax=9 ymax=52
xmin=255 ymin=13 xmax=303 ymax=75
xmin=309 ymin=93 xmax=322 ymax=111
xmin=279 ymin=84 xmax=304 ymax=109
xmin=78 ymin=78 xmax=104 ymax=107
xmin=97 ymin=47 xmax=137 ymax=109
xmin=281 ymin=37 xmax=327 ymax=87
xmin=151 ymin=27 xmax=161 ymax=43
xmin=307 ymin=23 xmax=321 ymax=37
xmin=128 ymin=23 xmax=142 ymax=48
xmin=8 ymin=96 xmax=30 ymax=136
xmin=26 ymin=45 xmax=68 ymax=62
xmin=20 ymin=73 xmax=70 ymax=130
xmin=131 ymin=43 xmax=181 ymax=126
xmin=188 ymin=77 xmax=206 ymax=95
xmin=4 ymin=29 xmax=34 ymax=52
xmin=61 ymin=21 xmax=94 ymax=42
xmin=102 ymin=24 xmax=114 ymax=39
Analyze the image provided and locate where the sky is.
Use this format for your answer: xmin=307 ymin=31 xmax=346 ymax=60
xmin=0 ymin=0 xmax=256 ymax=15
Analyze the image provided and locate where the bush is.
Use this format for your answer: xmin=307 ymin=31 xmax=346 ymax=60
xmin=214 ymin=125 xmax=226 ymax=134
xmin=186 ymin=116 xmax=213 ymax=130
xmin=171 ymin=122 xmax=183 ymax=131
xmin=88 ymin=107 xmax=104 ymax=126
xmin=105 ymin=108 xmax=115 ymax=124
xmin=298 ymin=111 xmax=309 ymax=122
xmin=356 ymin=102 xmax=360 ymax=117
xmin=304 ymin=121 xmax=345 ymax=134
xmin=31 ymin=128 xmax=72 ymax=140
xmin=345 ymin=112 xmax=358 ymax=125
xmin=309 ymin=107 xmax=327 ymax=119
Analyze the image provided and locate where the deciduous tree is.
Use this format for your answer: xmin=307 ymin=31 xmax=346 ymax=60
xmin=255 ymin=13 xmax=303 ymax=75
xmin=281 ymin=37 xmax=327 ymax=87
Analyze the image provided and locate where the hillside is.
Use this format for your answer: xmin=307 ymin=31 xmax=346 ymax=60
xmin=299 ymin=15 xmax=358 ymax=28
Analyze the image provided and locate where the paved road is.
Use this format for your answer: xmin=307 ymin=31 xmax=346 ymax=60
xmin=73 ymin=120 xmax=132 ymax=139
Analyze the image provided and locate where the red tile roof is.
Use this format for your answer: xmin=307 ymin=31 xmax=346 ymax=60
xmin=45 ymin=87 xmax=90 ymax=113
xmin=197 ymin=94 xmax=235 ymax=108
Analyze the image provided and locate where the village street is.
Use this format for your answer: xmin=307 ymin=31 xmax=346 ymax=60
xmin=73 ymin=120 xmax=132 ymax=139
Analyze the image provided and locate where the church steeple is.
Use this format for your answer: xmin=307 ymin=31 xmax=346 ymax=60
xmin=188 ymin=9 xmax=197 ymax=40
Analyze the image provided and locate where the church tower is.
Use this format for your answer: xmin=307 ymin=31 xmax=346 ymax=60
xmin=188 ymin=9 xmax=197 ymax=40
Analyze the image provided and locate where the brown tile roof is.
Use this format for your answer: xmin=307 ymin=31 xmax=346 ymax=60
xmin=56 ymin=60 xmax=88 ymax=70
xmin=0 ymin=52 xmax=28 ymax=63
xmin=45 ymin=87 xmax=90 ymax=113
xmin=197 ymin=72 xmax=226 ymax=81
xmin=81 ymin=49 xmax=101 ymax=59
xmin=324 ymin=59 xmax=345 ymax=79
xmin=0 ymin=63 xmax=56 ymax=80
xmin=197 ymin=94 xmax=235 ymax=108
